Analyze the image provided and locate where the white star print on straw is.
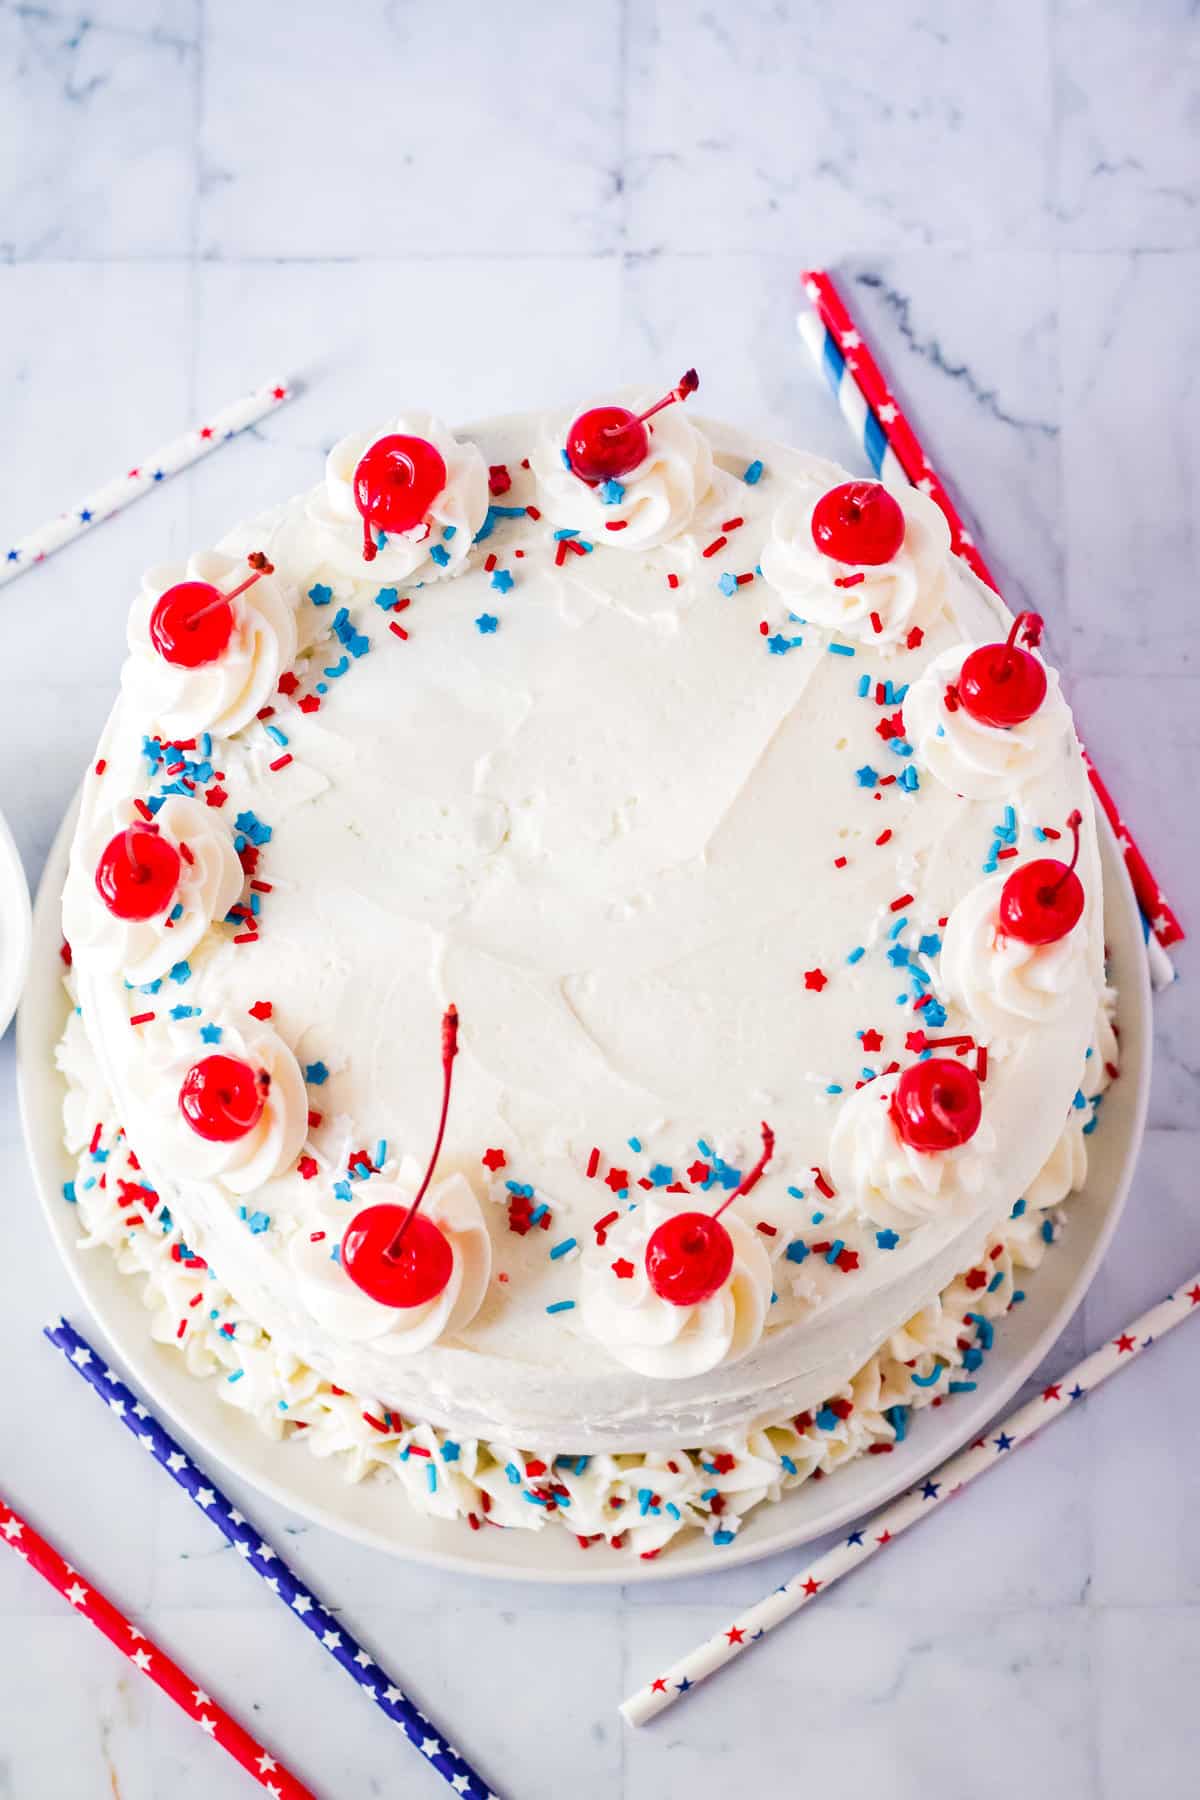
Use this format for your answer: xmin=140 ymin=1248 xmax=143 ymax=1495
xmin=0 ymin=1488 xmax=312 ymax=1795
xmin=622 ymin=1272 xmax=1200 ymax=1725
xmin=0 ymin=379 xmax=293 ymax=590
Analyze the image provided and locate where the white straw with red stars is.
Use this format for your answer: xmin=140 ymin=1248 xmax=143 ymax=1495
xmin=0 ymin=1489 xmax=313 ymax=1795
xmin=622 ymin=1270 xmax=1200 ymax=1725
xmin=0 ymin=380 xmax=293 ymax=590
xmin=796 ymin=268 xmax=1183 ymax=966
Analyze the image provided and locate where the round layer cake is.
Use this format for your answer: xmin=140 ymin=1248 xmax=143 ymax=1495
xmin=56 ymin=387 xmax=1115 ymax=1553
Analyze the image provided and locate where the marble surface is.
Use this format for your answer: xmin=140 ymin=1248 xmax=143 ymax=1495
xmin=0 ymin=2 xmax=1197 ymax=1794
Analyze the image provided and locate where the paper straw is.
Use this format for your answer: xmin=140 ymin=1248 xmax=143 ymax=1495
xmin=45 ymin=1318 xmax=502 ymax=1800
xmin=1 ymin=380 xmax=293 ymax=591
xmin=797 ymin=269 xmax=1184 ymax=957
xmin=0 ymin=1487 xmax=312 ymax=1796
xmin=622 ymin=1272 xmax=1200 ymax=1725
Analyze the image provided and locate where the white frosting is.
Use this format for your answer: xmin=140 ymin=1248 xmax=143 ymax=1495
xmin=288 ymin=1173 xmax=491 ymax=1354
xmin=122 ymin=550 xmax=298 ymax=741
xmin=940 ymin=872 xmax=1091 ymax=1042
xmin=306 ymin=412 xmax=488 ymax=583
xmin=60 ymin=413 xmax=1106 ymax=1457
xmin=134 ymin=1018 xmax=308 ymax=1195
xmin=903 ymin=643 xmax=1071 ymax=799
xmin=578 ymin=1197 xmax=772 ymax=1379
xmin=62 ymin=795 xmax=243 ymax=987
xmin=759 ymin=473 xmax=951 ymax=643
xmin=829 ymin=1073 xmax=996 ymax=1232
xmin=530 ymin=394 xmax=728 ymax=550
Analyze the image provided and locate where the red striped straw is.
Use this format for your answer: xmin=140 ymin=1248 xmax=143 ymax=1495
xmin=801 ymin=268 xmax=1183 ymax=953
xmin=0 ymin=1491 xmax=313 ymax=1798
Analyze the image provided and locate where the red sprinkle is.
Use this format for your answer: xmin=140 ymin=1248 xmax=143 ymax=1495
xmin=721 ymin=516 xmax=744 ymax=532
xmin=269 ymin=753 xmax=293 ymax=772
xmin=129 ymin=1012 xmax=155 ymax=1027
xmin=906 ymin=626 xmax=924 ymax=649
xmin=833 ymin=855 xmax=847 ymax=869
xmin=869 ymin=611 xmax=884 ymax=634
xmin=488 ymin=465 xmax=511 ymax=495
xmin=525 ymin=505 xmax=541 ymax=521
xmin=248 ymin=1000 xmax=272 ymax=1020
xmin=834 ymin=572 xmax=865 ymax=589
xmin=94 ymin=758 xmax=106 ymax=776
xmin=484 ymin=553 xmax=497 ymax=572
xmin=612 ymin=1258 xmax=635 ymax=1279
xmin=206 ymin=785 xmax=229 ymax=808
xmin=250 ymin=880 xmax=272 ymax=893
xmin=702 ymin=535 xmax=727 ymax=558
xmin=298 ymin=1156 xmax=318 ymax=1180
xmin=389 ymin=621 xmax=409 ymax=640
xmin=554 ymin=539 xmax=569 ymax=567
xmin=976 ymin=1046 xmax=988 ymax=1082
xmin=876 ymin=828 xmax=893 ymax=846
xmin=812 ymin=1167 xmax=836 ymax=1200
xmin=889 ymin=893 xmax=915 ymax=912
xmin=666 ymin=573 xmax=680 ymax=589
xmin=585 ymin=1146 xmax=600 ymax=1179
xmin=804 ymin=967 xmax=828 ymax=991
xmin=605 ymin=520 xmax=628 ymax=532
xmin=481 ymin=1147 xmax=507 ymax=1171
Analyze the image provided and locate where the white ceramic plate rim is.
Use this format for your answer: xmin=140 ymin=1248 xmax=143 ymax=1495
xmin=18 ymin=795 xmax=1151 ymax=1584
xmin=0 ymin=806 xmax=31 ymax=1041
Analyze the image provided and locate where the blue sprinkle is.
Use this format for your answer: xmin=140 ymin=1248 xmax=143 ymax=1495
xmin=918 ymin=933 xmax=942 ymax=957
xmin=712 ymin=1529 xmax=736 ymax=1546
xmin=1010 ymin=1197 xmax=1027 ymax=1218
xmin=922 ymin=998 xmax=947 ymax=1028
xmin=855 ymin=765 xmax=879 ymax=788
xmin=168 ymin=960 xmax=192 ymax=984
xmin=742 ymin=459 xmax=764 ymax=485
xmin=375 ymin=1139 xmax=388 ymax=1169
xmin=857 ymin=674 xmax=871 ymax=697
xmin=785 ymin=1240 xmax=810 ymax=1264
xmin=559 ymin=448 xmax=572 ymax=470
xmin=1041 ymin=1219 xmax=1055 ymax=1243
xmin=429 ymin=543 xmax=450 ymax=567
xmin=649 ymin=1164 xmax=673 ymax=1187
xmin=62 ymin=1181 xmax=76 ymax=1204
xmin=846 ymin=945 xmax=865 ymax=964
xmin=305 ymin=1061 xmax=329 ymax=1085
xmin=598 ymin=478 xmax=625 ymax=505
xmin=441 ymin=1441 xmax=460 ymax=1462
xmin=910 ymin=1362 xmax=945 ymax=1388
xmin=332 ymin=1181 xmax=352 ymax=1203
xmin=426 ymin=1464 xmax=438 ymax=1493
xmin=504 ymin=1462 xmax=521 ymax=1485
xmin=264 ymin=724 xmax=288 ymax=748
xmin=948 ymin=1380 xmax=978 ymax=1393
xmin=825 ymin=1083 xmax=843 ymax=1095
xmin=475 ymin=613 xmax=499 ymax=634
xmin=718 ymin=572 xmax=738 ymax=596
xmin=549 ymin=1237 xmax=577 ymax=1260
xmin=1013 ymin=1290 xmax=1026 ymax=1304
xmin=815 ymin=1406 xmax=838 ymax=1430
xmin=169 ymin=1004 xmax=199 ymax=1020
xmin=373 ymin=586 xmax=399 ymax=610
xmin=787 ymin=1185 xmax=806 ymax=1200
xmin=828 ymin=642 xmax=855 ymax=657
xmin=490 ymin=569 xmax=514 ymax=594
xmin=246 ymin=1211 xmax=271 ymax=1235
xmin=308 ymin=583 xmax=333 ymax=607
xmin=810 ymin=1211 xmax=824 ymax=1224
xmin=546 ymin=1300 xmax=575 ymax=1315
xmin=553 ymin=527 xmax=579 ymax=541
xmin=234 ymin=811 xmax=272 ymax=847
xmin=875 ymin=1228 xmax=899 ymax=1249
xmin=628 ymin=1136 xmax=642 ymax=1153
xmin=227 ymin=1369 xmax=245 ymax=1384
xmin=898 ymin=765 xmax=920 ymax=793
xmin=825 ymin=1239 xmax=844 ymax=1265
xmin=781 ymin=1455 xmax=798 ymax=1475
xmin=199 ymin=1023 xmax=223 ymax=1044
xmin=505 ymin=1180 xmax=534 ymax=1199
xmin=886 ymin=1404 xmax=909 ymax=1442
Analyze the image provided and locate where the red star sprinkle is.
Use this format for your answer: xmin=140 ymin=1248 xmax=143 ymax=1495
xmin=277 ymin=672 xmax=299 ymax=696
xmin=1042 ymin=1384 xmax=1062 ymax=1402
xmin=804 ymin=968 xmax=828 ymax=992
xmin=711 ymin=1452 xmax=737 ymax=1473
xmin=612 ymin=1258 xmax=635 ymax=1280
xmin=481 ymin=1147 xmax=506 ymax=1171
xmin=1113 ymin=1332 xmax=1137 ymax=1353
xmin=801 ymin=1576 xmax=822 ymax=1595
xmin=875 ymin=710 xmax=905 ymax=741
xmin=247 ymin=999 xmax=272 ymax=1020
xmin=205 ymin=785 xmax=227 ymax=808
xmin=605 ymin=1167 xmax=630 ymax=1192
xmin=198 ymin=426 xmax=213 ymax=440
xmin=651 ymin=1678 xmax=668 ymax=1693
xmin=876 ymin=1529 xmax=892 ymax=1544
xmin=687 ymin=1160 xmax=711 ymax=1184
xmin=905 ymin=626 xmax=924 ymax=649
xmin=487 ymin=464 xmax=511 ymax=495
xmin=298 ymin=694 xmax=322 ymax=713
xmin=725 ymin=1626 xmax=745 ymax=1643
xmin=860 ymin=1028 xmax=883 ymax=1052
xmin=297 ymin=1156 xmax=318 ymax=1180
xmin=965 ymin=1269 xmax=988 ymax=1290
xmin=1187 ymin=1285 xmax=1200 ymax=1306
xmin=836 ymin=1247 xmax=859 ymax=1272
xmin=271 ymin=385 xmax=287 ymax=401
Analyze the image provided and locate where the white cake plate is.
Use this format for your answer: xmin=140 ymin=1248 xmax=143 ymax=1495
xmin=17 ymin=796 xmax=1150 ymax=1584
xmin=0 ymin=806 xmax=31 ymax=1041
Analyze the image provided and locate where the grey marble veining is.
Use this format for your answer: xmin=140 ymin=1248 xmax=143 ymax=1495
xmin=0 ymin=2 xmax=1197 ymax=1795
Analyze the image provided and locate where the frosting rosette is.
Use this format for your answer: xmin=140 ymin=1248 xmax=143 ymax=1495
xmin=288 ymin=1173 xmax=491 ymax=1355
xmin=578 ymin=1196 xmax=772 ymax=1379
xmin=903 ymin=643 xmax=1070 ymax=799
xmin=759 ymin=472 xmax=950 ymax=643
xmin=123 ymin=550 xmax=298 ymax=740
xmin=63 ymin=795 xmax=243 ymax=987
xmin=306 ymin=412 xmax=488 ymax=583
xmin=137 ymin=1019 xmax=308 ymax=1194
xmin=530 ymin=396 xmax=727 ymax=550
xmin=940 ymin=872 xmax=1090 ymax=1041
xmin=829 ymin=1073 xmax=994 ymax=1231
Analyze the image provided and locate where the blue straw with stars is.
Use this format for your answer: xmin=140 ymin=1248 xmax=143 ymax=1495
xmin=44 ymin=1317 xmax=501 ymax=1800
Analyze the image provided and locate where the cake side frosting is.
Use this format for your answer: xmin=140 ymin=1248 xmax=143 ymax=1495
xmin=58 ymin=403 xmax=1108 ymax=1471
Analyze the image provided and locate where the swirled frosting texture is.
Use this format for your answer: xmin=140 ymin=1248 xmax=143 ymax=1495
xmin=63 ymin=795 xmax=243 ymax=987
xmin=940 ymin=872 xmax=1091 ymax=1041
xmin=123 ymin=551 xmax=299 ymax=740
xmin=829 ymin=1074 xmax=995 ymax=1231
xmin=136 ymin=1020 xmax=308 ymax=1194
xmin=288 ymin=1174 xmax=491 ymax=1354
xmin=578 ymin=1198 xmax=772 ymax=1379
xmin=530 ymin=395 xmax=727 ymax=550
xmin=306 ymin=412 xmax=488 ymax=583
xmin=903 ymin=644 xmax=1070 ymax=799
xmin=759 ymin=475 xmax=951 ymax=643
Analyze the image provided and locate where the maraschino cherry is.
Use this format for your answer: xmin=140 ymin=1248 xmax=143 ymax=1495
xmin=998 ymin=810 xmax=1085 ymax=946
xmin=810 ymin=480 xmax=905 ymax=566
xmin=890 ymin=1058 xmax=982 ymax=1154
xmin=94 ymin=823 xmax=181 ymax=921
xmin=957 ymin=611 xmax=1047 ymax=729
xmin=179 ymin=1054 xmax=268 ymax=1142
xmin=340 ymin=1006 xmax=460 ymax=1308
xmin=564 ymin=369 xmax=699 ymax=486
xmin=149 ymin=553 xmax=273 ymax=668
xmin=644 ymin=1122 xmax=774 ymax=1308
xmin=352 ymin=435 xmax=447 ymax=563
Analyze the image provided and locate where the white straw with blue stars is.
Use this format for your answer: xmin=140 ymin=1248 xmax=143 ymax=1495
xmin=44 ymin=1317 xmax=501 ymax=1799
xmin=622 ymin=1272 xmax=1200 ymax=1725
xmin=1 ymin=381 xmax=292 ymax=590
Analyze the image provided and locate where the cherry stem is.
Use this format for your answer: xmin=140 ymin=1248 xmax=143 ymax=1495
xmin=929 ymin=1082 xmax=963 ymax=1137
xmin=185 ymin=554 xmax=272 ymax=626
xmin=990 ymin=610 xmax=1043 ymax=683
xmin=1044 ymin=809 xmax=1083 ymax=901
xmin=385 ymin=1006 xmax=460 ymax=1260
xmin=604 ymin=369 xmax=700 ymax=439
xmin=713 ymin=1122 xmax=775 ymax=1219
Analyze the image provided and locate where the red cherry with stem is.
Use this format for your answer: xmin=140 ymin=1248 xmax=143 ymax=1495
xmin=340 ymin=1207 xmax=454 ymax=1309
xmin=810 ymin=480 xmax=906 ymax=566
xmin=179 ymin=1055 xmax=267 ymax=1142
xmin=564 ymin=369 xmax=699 ymax=486
xmin=148 ymin=554 xmax=273 ymax=668
xmin=890 ymin=1058 xmax=982 ymax=1154
xmin=341 ymin=1007 xmax=460 ymax=1307
xmin=998 ymin=809 xmax=1085 ymax=945
xmin=94 ymin=824 xmax=181 ymax=921
xmin=352 ymin=435 xmax=447 ymax=563
xmin=958 ymin=612 xmax=1048 ymax=729
xmin=645 ymin=1122 xmax=774 ymax=1307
